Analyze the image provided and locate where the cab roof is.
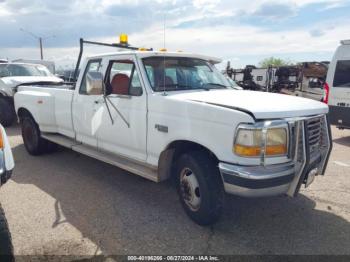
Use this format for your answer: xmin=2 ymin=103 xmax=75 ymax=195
xmin=87 ymin=50 xmax=222 ymax=64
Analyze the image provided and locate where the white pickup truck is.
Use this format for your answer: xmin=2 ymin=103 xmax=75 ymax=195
xmin=14 ymin=49 xmax=332 ymax=225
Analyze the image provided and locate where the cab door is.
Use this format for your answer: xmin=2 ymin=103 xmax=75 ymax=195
xmin=96 ymin=55 xmax=147 ymax=161
xmin=72 ymin=58 xmax=103 ymax=147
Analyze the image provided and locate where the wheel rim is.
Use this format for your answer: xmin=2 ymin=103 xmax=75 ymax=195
xmin=180 ymin=168 xmax=201 ymax=211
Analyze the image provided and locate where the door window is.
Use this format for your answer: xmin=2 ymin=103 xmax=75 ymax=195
xmin=107 ymin=60 xmax=143 ymax=96
xmin=79 ymin=59 xmax=102 ymax=94
xmin=333 ymin=60 xmax=350 ymax=88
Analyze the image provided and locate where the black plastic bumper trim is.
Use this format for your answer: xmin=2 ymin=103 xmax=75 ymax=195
xmin=222 ymin=172 xmax=295 ymax=189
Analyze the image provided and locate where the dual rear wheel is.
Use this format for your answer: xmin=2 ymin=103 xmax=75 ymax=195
xmin=20 ymin=116 xmax=57 ymax=155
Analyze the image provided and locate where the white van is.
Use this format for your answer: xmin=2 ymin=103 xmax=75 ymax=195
xmin=325 ymin=40 xmax=350 ymax=129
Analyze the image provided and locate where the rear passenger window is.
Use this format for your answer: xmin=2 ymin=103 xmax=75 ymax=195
xmin=333 ymin=60 xmax=350 ymax=88
xmin=80 ymin=59 xmax=102 ymax=94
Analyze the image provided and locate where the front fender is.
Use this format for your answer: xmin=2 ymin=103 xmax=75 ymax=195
xmin=147 ymin=95 xmax=255 ymax=166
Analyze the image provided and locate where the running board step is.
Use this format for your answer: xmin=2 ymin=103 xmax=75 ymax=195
xmin=41 ymin=133 xmax=159 ymax=182
xmin=42 ymin=133 xmax=80 ymax=148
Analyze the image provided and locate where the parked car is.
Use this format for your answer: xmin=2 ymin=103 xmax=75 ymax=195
xmin=55 ymin=69 xmax=79 ymax=83
xmin=325 ymin=39 xmax=350 ymax=129
xmin=14 ymin=39 xmax=332 ymax=225
xmin=12 ymin=59 xmax=56 ymax=74
xmin=0 ymin=124 xmax=15 ymax=259
xmin=0 ymin=63 xmax=63 ymax=126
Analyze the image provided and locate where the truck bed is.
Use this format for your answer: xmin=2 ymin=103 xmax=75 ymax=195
xmin=15 ymin=84 xmax=75 ymax=138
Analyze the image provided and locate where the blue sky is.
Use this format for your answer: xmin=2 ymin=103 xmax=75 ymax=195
xmin=0 ymin=0 xmax=349 ymax=69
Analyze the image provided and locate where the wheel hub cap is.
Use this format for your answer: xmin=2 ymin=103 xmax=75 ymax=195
xmin=180 ymin=168 xmax=201 ymax=211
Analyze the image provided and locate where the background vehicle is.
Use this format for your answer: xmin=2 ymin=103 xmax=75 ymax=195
xmin=12 ymin=59 xmax=56 ymax=74
xmin=55 ymin=69 xmax=79 ymax=83
xmin=0 ymin=124 xmax=15 ymax=260
xmin=0 ymin=63 xmax=63 ymax=126
xmin=226 ymin=62 xmax=328 ymax=101
xmin=14 ymin=37 xmax=332 ymax=225
xmin=325 ymin=40 xmax=350 ymax=130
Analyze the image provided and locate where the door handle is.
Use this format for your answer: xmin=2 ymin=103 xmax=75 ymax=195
xmin=94 ymin=99 xmax=104 ymax=104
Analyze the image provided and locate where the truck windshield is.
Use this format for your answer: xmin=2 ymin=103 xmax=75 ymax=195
xmin=0 ymin=64 xmax=53 ymax=78
xmin=142 ymin=57 xmax=231 ymax=92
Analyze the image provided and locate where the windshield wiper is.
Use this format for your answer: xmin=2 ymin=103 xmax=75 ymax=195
xmin=156 ymin=84 xmax=192 ymax=91
xmin=202 ymin=83 xmax=228 ymax=89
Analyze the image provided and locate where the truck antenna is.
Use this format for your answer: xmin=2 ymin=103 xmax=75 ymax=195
xmin=162 ymin=11 xmax=167 ymax=96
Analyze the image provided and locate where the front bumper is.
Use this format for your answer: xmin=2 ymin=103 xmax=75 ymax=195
xmin=219 ymin=115 xmax=332 ymax=198
xmin=219 ymin=162 xmax=295 ymax=197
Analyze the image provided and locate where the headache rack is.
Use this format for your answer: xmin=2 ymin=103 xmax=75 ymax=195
xmin=73 ymin=36 xmax=153 ymax=82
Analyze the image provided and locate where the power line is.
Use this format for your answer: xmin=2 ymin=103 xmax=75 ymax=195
xmin=20 ymin=28 xmax=56 ymax=60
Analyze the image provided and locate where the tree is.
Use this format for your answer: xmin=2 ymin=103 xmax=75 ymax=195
xmin=258 ymin=57 xmax=292 ymax=68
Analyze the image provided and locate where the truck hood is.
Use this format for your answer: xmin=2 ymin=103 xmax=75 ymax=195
xmin=170 ymin=89 xmax=329 ymax=119
xmin=0 ymin=76 xmax=63 ymax=88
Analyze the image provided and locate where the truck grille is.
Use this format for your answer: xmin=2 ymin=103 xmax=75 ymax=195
xmin=306 ymin=117 xmax=322 ymax=153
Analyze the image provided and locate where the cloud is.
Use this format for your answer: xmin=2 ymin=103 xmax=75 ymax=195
xmin=0 ymin=0 xmax=349 ymax=69
xmin=253 ymin=2 xmax=298 ymax=20
xmin=309 ymin=29 xmax=325 ymax=37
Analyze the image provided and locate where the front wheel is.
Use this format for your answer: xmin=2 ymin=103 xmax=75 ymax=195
xmin=176 ymin=151 xmax=224 ymax=225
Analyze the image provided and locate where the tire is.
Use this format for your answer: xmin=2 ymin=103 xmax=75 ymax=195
xmin=0 ymin=98 xmax=16 ymax=127
xmin=176 ymin=151 xmax=224 ymax=225
xmin=20 ymin=116 xmax=56 ymax=155
xmin=0 ymin=205 xmax=14 ymax=261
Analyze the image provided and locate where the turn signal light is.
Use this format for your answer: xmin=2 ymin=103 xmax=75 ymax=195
xmin=0 ymin=129 xmax=3 ymax=149
xmin=265 ymin=144 xmax=287 ymax=155
xmin=234 ymin=144 xmax=287 ymax=157
xmin=234 ymin=145 xmax=260 ymax=157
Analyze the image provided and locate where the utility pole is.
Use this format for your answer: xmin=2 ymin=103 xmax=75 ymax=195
xmin=39 ymin=37 xmax=43 ymax=60
xmin=20 ymin=28 xmax=55 ymax=60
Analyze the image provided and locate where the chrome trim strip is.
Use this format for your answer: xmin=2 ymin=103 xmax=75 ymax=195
xmin=287 ymin=121 xmax=307 ymax=197
xmin=219 ymin=162 xmax=295 ymax=180
xmin=285 ymin=114 xmax=325 ymax=122
xmin=260 ymin=127 xmax=267 ymax=166
xmin=318 ymin=115 xmax=332 ymax=175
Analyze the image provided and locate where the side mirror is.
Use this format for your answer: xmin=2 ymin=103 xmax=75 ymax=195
xmin=86 ymin=71 xmax=103 ymax=95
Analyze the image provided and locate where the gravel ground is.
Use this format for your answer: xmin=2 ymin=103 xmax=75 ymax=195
xmin=0 ymin=125 xmax=349 ymax=256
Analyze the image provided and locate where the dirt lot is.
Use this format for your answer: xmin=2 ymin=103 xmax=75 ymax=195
xmin=0 ymin=125 xmax=349 ymax=256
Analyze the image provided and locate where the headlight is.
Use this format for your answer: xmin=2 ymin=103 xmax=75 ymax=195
xmin=234 ymin=124 xmax=288 ymax=157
